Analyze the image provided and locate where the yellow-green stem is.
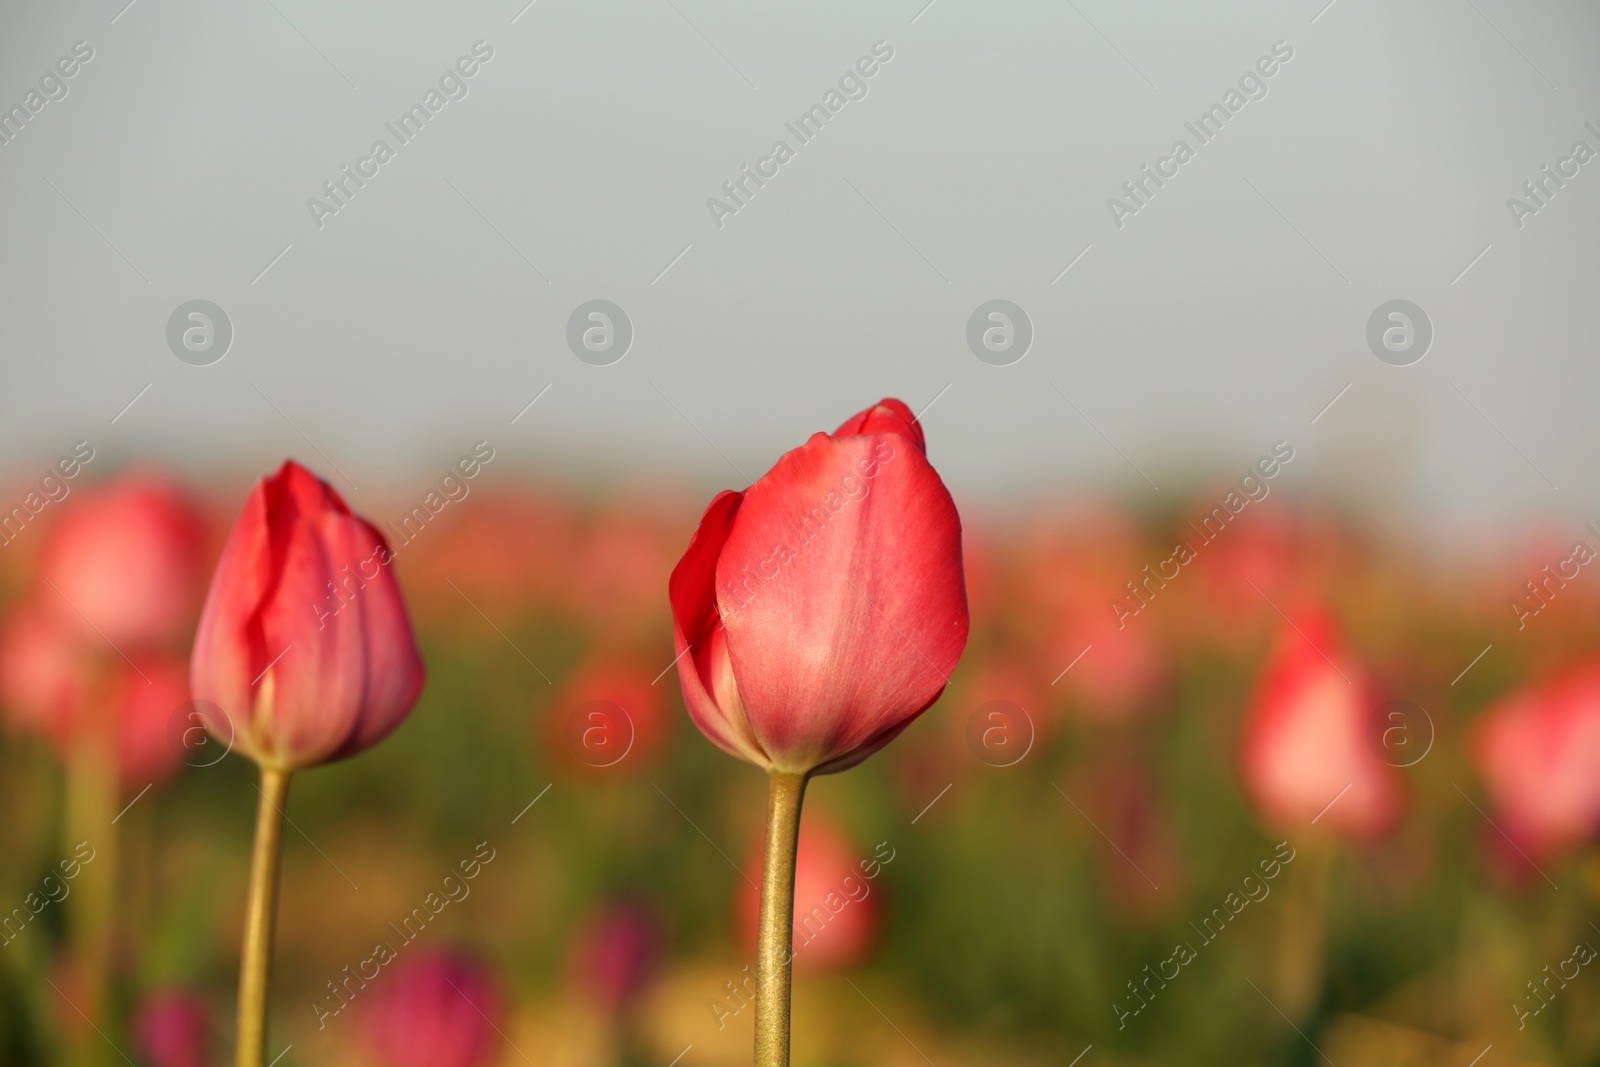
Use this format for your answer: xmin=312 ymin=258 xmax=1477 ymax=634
xmin=236 ymin=767 xmax=291 ymax=1067
xmin=755 ymin=770 xmax=808 ymax=1067
xmin=1275 ymin=836 xmax=1337 ymax=1021
xmin=64 ymin=724 xmax=116 ymax=1067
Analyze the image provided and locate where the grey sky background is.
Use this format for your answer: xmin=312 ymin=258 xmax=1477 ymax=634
xmin=1 ymin=0 xmax=1596 ymax=541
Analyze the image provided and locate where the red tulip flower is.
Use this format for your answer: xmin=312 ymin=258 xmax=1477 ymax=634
xmin=1472 ymin=662 xmax=1600 ymax=863
xmin=38 ymin=471 xmax=205 ymax=648
xmin=191 ymin=460 xmax=424 ymax=772
xmin=669 ymin=398 xmax=967 ymax=777
xmin=1237 ymin=611 xmax=1402 ymax=839
xmin=669 ymin=398 xmax=966 ymax=1065
xmin=191 ymin=460 xmax=425 ymax=1067
xmin=132 ymin=989 xmax=213 ymax=1067
xmin=361 ymin=950 xmax=502 ymax=1067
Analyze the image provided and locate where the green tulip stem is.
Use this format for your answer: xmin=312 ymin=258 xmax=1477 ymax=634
xmin=755 ymin=770 xmax=809 ymax=1067
xmin=236 ymin=766 xmax=291 ymax=1067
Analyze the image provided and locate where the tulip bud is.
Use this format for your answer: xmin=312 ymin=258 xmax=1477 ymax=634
xmin=360 ymin=950 xmax=501 ymax=1067
xmin=1237 ymin=611 xmax=1402 ymax=838
xmin=1472 ymin=662 xmax=1600 ymax=863
xmin=668 ymin=398 xmax=968 ymax=776
xmin=190 ymin=461 xmax=424 ymax=771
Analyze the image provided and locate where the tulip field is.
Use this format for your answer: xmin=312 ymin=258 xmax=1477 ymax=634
xmin=0 ymin=412 xmax=1591 ymax=1067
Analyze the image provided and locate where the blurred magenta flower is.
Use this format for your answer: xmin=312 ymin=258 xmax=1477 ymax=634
xmin=570 ymin=901 xmax=660 ymax=1012
xmin=738 ymin=814 xmax=882 ymax=970
xmin=1472 ymin=662 xmax=1600 ymax=862
xmin=1237 ymin=611 xmax=1403 ymax=838
xmin=132 ymin=989 xmax=212 ymax=1067
xmin=361 ymin=949 xmax=502 ymax=1067
xmin=190 ymin=460 xmax=425 ymax=771
xmin=669 ymin=398 xmax=968 ymax=775
xmin=38 ymin=471 xmax=205 ymax=648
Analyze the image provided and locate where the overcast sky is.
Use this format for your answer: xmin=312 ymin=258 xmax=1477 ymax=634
xmin=1 ymin=0 xmax=1596 ymax=539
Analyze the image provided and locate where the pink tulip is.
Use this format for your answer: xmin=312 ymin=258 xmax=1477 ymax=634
xmin=132 ymin=989 xmax=212 ymax=1067
xmin=190 ymin=460 xmax=424 ymax=771
xmin=738 ymin=816 xmax=881 ymax=969
xmin=37 ymin=472 xmax=205 ymax=648
xmin=1237 ymin=611 xmax=1403 ymax=838
xmin=112 ymin=657 xmax=189 ymax=788
xmin=0 ymin=600 xmax=90 ymax=739
xmin=669 ymin=398 xmax=968 ymax=775
xmin=570 ymin=901 xmax=660 ymax=1012
xmin=361 ymin=950 xmax=502 ymax=1067
xmin=1472 ymin=662 xmax=1600 ymax=862
xmin=0 ymin=603 xmax=187 ymax=789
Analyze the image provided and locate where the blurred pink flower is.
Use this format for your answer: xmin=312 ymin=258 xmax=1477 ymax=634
xmin=132 ymin=989 xmax=212 ymax=1067
xmin=1237 ymin=611 xmax=1404 ymax=839
xmin=0 ymin=599 xmax=90 ymax=739
xmin=112 ymin=657 xmax=189 ymax=789
xmin=37 ymin=471 xmax=205 ymax=648
xmin=1472 ymin=662 xmax=1600 ymax=863
xmin=361 ymin=949 xmax=502 ymax=1067
xmin=569 ymin=901 xmax=660 ymax=1013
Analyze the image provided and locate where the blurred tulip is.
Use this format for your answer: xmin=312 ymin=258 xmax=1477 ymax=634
xmin=0 ymin=603 xmax=189 ymax=789
xmin=361 ymin=950 xmax=502 ymax=1067
xmin=112 ymin=657 xmax=189 ymax=789
xmin=1472 ymin=662 xmax=1600 ymax=863
xmin=1046 ymin=613 xmax=1165 ymax=719
xmin=669 ymin=398 xmax=968 ymax=776
xmin=190 ymin=460 xmax=425 ymax=771
xmin=132 ymin=989 xmax=212 ymax=1067
xmin=570 ymin=901 xmax=660 ymax=1012
xmin=739 ymin=816 xmax=881 ymax=970
xmin=0 ymin=599 xmax=89 ymax=739
xmin=553 ymin=654 xmax=666 ymax=771
xmin=37 ymin=472 xmax=205 ymax=648
xmin=1237 ymin=611 xmax=1403 ymax=839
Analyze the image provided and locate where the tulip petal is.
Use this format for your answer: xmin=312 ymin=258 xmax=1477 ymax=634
xmin=668 ymin=490 xmax=767 ymax=766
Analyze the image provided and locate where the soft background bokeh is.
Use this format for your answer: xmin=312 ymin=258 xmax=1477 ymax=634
xmin=1 ymin=460 xmax=1596 ymax=1066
